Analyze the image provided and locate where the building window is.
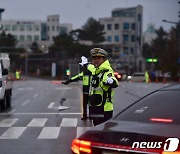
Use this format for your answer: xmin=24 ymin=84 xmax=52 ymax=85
xmin=12 ymin=25 xmax=18 ymax=31
xmin=19 ymin=35 xmax=25 ymax=41
xmin=138 ymin=14 xmax=142 ymax=22
xmin=27 ymin=24 xmax=32 ymax=31
xmin=13 ymin=35 xmax=17 ymax=40
xmin=101 ymin=24 xmax=105 ymax=30
xmin=107 ymin=24 xmax=112 ymax=30
xmin=114 ymin=23 xmax=119 ymax=30
xmin=0 ymin=24 xmax=3 ymax=30
xmin=130 ymin=47 xmax=134 ymax=55
xmin=123 ymin=47 xmax=129 ymax=55
xmin=34 ymin=25 xmax=40 ymax=31
xmin=123 ymin=23 xmax=129 ymax=30
xmin=114 ymin=35 xmax=119 ymax=42
xmin=131 ymin=35 xmax=135 ymax=42
xmin=27 ymin=35 xmax=32 ymax=41
xmin=5 ymin=25 xmax=11 ymax=31
xmin=107 ymin=36 xmax=112 ymax=42
xmin=114 ymin=47 xmax=120 ymax=52
xmin=34 ymin=35 xmax=39 ymax=41
xmin=19 ymin=25 xmax=25 ymax=31
xmin=131 ymin=23 xmax=135 ymax=30
xmin=52 ymin=26 xmax=54 ymax=31
xmin=57 ymin=26 xmax=59 ymax=31
xmin=123 ymin=34 xmax=129 ymax=42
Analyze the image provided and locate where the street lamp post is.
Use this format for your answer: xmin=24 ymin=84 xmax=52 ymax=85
xmin=162 ymin=20 xmax=178 ymax=25
xmin=162 ymin=19 xmax=180 ymax=79
xmin=162 ymin=19 xmax=180 ymax=57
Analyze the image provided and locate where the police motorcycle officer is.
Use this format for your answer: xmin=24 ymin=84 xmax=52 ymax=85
xmin=81 ymin=48 xmax=119 ymax=126
xmin=62 ymin=56 xmax=91 ymax=120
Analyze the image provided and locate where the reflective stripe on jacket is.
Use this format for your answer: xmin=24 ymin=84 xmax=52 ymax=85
xmin=70 ymin=70 xmax=91 ymax=94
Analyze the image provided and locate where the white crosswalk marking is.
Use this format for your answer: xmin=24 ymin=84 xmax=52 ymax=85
xmin=76 ymin=127 xmax=90 ymax=138
xmin=0 ymin=127 xmax=26 ymax=139
xmin=0 ymin=118 xmax=92 ymax=140
xmin=60 ymin=118 xmax=78 ymax=127
xmin=27 ymin=118 xmax=47 ymax=127
xmin=0 ymin=118 xmax=18 ymax=127
xmin=37 ymin=127 xmax=60 ymax=139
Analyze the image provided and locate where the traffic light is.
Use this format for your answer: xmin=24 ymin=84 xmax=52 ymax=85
xmin=66 ymin=69 xmax=70 ymax=76
xmin=146 ymin=58 xmax=158 ymax=63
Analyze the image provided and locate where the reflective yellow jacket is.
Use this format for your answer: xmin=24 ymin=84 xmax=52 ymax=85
xmin=88 ymin=60 xmax=119 ymax=112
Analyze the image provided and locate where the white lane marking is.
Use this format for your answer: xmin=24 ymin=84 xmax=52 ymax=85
xmin=54 ymin=87 xmax=72 ymax=90
xmin=7 ymin=109 xmax=16 ymax=114
xmin=0 ymin=127 xmax=26 ymax=139
xmin=17 ymin=88 xmax=34 ymax=90
xmin=48 ymin=102 xmax=70 ymax=110
xmin=48 ymin=102 xmax=55 ymax=108
xmin=33 ymin=93 xmax=39 ymax=98
xmin=76 ymin=127 xmax=90 ymax=138
xmin=26 ymin=87 xmax=34 ymax=90
xmin=0 ymin=118 xmax=18 ymax=127
xmin=58 ymin=106 xmax=70 ymax=110
xmin=0 ymin=112 xmax=81 ymax=115
xmin=27 ymin=118 xmax=47 ymax=127
xmin=60 ymin=118 xmax=78 ymax=127
xmin=38 ymin=127 xmax=60 ymax=139
xmin=21 ymin=100 xmax=30 ymax=106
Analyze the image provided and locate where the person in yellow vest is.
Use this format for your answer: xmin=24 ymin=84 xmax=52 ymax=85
xmin=15 ymin=69 xmax=21 ymax=80
xmin=81 ymin=48 xmax=119 ymax=126
xmin=145 ymin=71 xmax=149 ymax=83
xmin=62 ymin=58 xmax=91 ymax=120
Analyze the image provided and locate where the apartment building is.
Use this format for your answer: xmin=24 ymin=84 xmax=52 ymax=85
xmin=99 ymin=5 xmax=145 ymax=74
xmin=0 ymin=13 xmax=72 ymax=51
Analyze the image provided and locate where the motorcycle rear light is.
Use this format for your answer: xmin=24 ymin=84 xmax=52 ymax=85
xmin=71 ymin=139 xmax=91 ymax=154
xmin=150 ymin=118 xmax=173 ymax=123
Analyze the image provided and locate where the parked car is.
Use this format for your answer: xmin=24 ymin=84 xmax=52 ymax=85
xmin=0 ymin=53 xmax=13 ymax=111
xmin=130 ymin=72 xmax=145 ymax=82
xmin=71 ymin=84 xmax=180 ymax=154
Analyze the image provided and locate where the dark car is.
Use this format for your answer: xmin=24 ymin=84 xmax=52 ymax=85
xmin=71 ymin=84 xmax=180 ymax=154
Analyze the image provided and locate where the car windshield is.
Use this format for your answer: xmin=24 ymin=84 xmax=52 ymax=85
xmin=114 ymin=90 xmax=180 ymax=125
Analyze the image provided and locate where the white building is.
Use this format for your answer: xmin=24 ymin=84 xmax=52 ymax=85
xmin=99 ymin=5 xmax=144 ymax=73
xmin=0 ymin=14 xmax=72 ymax=50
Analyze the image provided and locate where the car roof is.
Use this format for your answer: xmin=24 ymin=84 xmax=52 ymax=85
xmin=159 ymin=84 xmax=180 ymax=91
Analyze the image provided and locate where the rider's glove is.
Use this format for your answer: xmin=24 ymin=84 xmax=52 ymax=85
xmin=106 ymin=77 xmax=114 ymax=84
xmin=79 ymin=56 xmax=88 ymax=66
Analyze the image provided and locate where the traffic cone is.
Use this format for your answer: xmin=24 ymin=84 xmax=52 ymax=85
xmin=163 ymin=77 xmax=166 ymax=84
xmin=156 ymin=77 xmax=158 ymax=83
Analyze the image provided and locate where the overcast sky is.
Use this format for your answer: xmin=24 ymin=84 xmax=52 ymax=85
xmin=0 ymin=0 xmax=179 ymax=32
